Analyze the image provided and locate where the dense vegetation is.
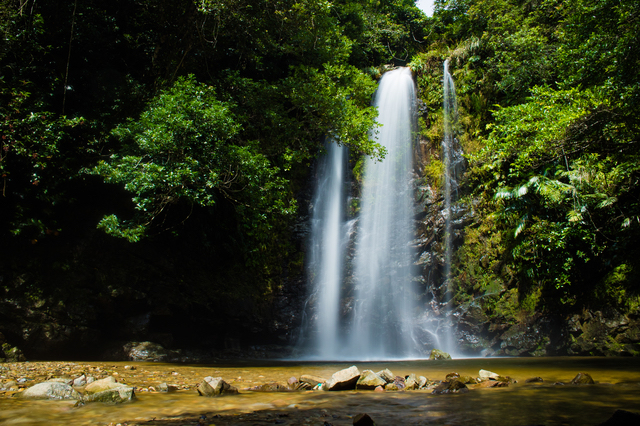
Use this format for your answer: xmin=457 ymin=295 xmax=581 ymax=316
xmin=0 ymin=0 xmax=428 ymax=356
xmin=1 ymin=0 xmax=638 ymax=356
xmin=412 ymin=0 xmax=640 ymax=336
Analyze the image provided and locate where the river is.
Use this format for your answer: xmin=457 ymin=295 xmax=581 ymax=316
xmin=1 ymin=357 xmax=639 ymax=425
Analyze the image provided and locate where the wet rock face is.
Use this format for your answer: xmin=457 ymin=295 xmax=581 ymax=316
xmin=567 ymin=308 xmax=640 ymax=356
xmin=1 ymin=342 xmax=26 ymax=362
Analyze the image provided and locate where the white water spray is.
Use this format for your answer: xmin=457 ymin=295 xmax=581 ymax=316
xmin=302 ymin=67 xmax=420 ymax=360
xmin=308 ymin=140 xmax=348 ymax=358
xmin=443 ymin=59 xmax=457 ymax=287
xmin=440 ymin=59 xmax=464 ymax=355
xmin=346 ymin=67 xmax=418 ymax=359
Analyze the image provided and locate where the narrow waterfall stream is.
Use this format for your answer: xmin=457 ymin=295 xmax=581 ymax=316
xmin=440 ymin=59 xmax=465 ymax=355
xmin=308 ymin=140 xmax=349 ymax=358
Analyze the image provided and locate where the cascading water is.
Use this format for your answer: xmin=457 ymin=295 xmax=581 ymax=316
xmin=443 ymin=59 xmax=457 ymax=289
xmin=346 ymin=67 xmax=418 ymax=359
xmin=302 ymin=67 xmax=419 ymax=360
xmin=441 ymin=59 xmax=464 ymax=354
xmin=307 ymin=140 xmax=349 ymax=358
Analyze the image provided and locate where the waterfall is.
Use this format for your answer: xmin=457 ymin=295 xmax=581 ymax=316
xmin=441 ymin=59 xmax=464 ymax=354
xmin=443 ymin=59 xmax=457 ymax=288
xmin=347 ymin=67 xmax=418 ymax=359
xmin=302 ymin=67 xmax=418 ymax=360
xmin=307 ymin=140 xmax=349 ymax=358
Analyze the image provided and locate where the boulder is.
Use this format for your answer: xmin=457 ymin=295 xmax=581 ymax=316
xmin=158 ymin=383 xmax=179 ymax=392
xmin=300 ymin=374 xmax=327 ymax=387
xmin=85 ymin=376 xmax=119 ymax=393
xmin=404 ymin=374 xmax=419 ymax=390
xmin=22 ymin=381 xmax=82 ymax=400
xmin=570 ymin=372 xmax=595 ymax=384
xmin=353 ymin=413 xmax=376 ymax=426
xmin=525 ymin=377 xmax=544 ymax=383
xmin=323 ymin=366 xmax=360 ymax=391
xmin=73 ymin=375 xmax=87 ymax=387
xmin=429 ymin=349 xmax=452 ymax=360
xmin=384 ymin=382 xmax=400 ymax=391
xmin=445 ymin=372 xmax=460 ymax=381
xmin=197 ymin=376 xmax=238 ymax=397
xmin=247 ymin=382 xmax=290 ymax=392
xmin=356 ymin=370 xmax=386 ymax=390
xmin=432 ymin=380 xmax=468 ymax=394
xmin=418 ymin=376 xmax=428 ymax=388
xmin=458 ymin=375 xmax=478 ymax=385
xmin=84 ymin=376 xmax=136 ymax=404
xmin=478 ymin=369 xmax=500 ymax=380
xmin=375 ymin=369 xmax=395 ymax=383
xmin=393 ymin=376 xmax=406 ymax=390
xmin=84 ymin=385 xmax=136 ymax=404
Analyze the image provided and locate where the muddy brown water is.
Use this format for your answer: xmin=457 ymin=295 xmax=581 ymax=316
xmin=1 ymin=357 xmax=639 ymax=425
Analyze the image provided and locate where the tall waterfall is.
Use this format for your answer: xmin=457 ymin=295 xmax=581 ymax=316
xmin=347 ymin=67 xmax=418 ymax=359
xmin=308 ymin=140 xmax=349 ymax=358
xmin=303 ymin=67 xmax=418 ymax=360
xmin=443 ymin=59 xmax=457 ymax=286
xmin=440 ymin=60 xmax=464 ymax=355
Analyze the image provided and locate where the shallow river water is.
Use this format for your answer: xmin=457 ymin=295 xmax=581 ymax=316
xmin=1 ymin=357 xmax=639 ymax=425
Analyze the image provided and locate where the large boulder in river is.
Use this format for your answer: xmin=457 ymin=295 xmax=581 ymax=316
xmin=429 ymin=349 xmax=452 ymax=360
xmin=356 ymin=370 xmax=386 ymax=390
xmin=84 ymin=376 xmax=136 ymax=404
xmin=197 ymin=376 xmax=238 ymax=397
xmin=85 ymin=386 xmax=136 ymax=404
xmin=432 ymin=379 xmax=468 ymax=394
xmin=478 ymin=369 xmax=500 ymax=381
xmin=22 ymin=381 xmax=82 ymax=400
xmin=84 ymin=376 xmax=120 ymax=393
xmin=570 ymin=372 xmax=595 ymax=384
xmin=323 ymin=366 xmax=360 ymax=391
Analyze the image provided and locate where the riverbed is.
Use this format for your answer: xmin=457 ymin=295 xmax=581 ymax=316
xmin=1 ymin=357 xmax=639 ymax=425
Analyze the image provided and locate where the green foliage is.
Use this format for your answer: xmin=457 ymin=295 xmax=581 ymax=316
xmin=91 ymin=76 xmax=295 ymax=271
xmin=417 ymin=0 xmax=640 ymax=317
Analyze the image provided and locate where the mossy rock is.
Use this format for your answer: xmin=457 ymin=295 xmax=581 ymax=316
xmin=429 ymin=349 xmax=452 ymax=360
